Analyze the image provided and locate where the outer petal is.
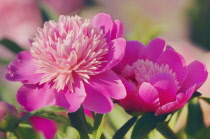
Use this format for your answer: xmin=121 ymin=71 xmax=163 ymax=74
xmin=150 ymin=73 xmax=178 ymax=105
xmin=82 ymin=84 xmax=113 ymax=113
xmin=144 ymin=38 xmax=165 ymax=62
xmin=118 ymin=80 xmax=157 ymax=113
xmin=17 ymin=83 xmax=56 ymax=111
xmin=179 ymin=60 xmax=208 ymax=93
xmin=95 ymin=38 xmax=126 ymax=73
xmin=6 ymin=51 xmax=42 ymax=84
xmin=111 ymin=19 xmax=123 ymax=39
xmin=91 ymin=13 xmax=113 ymax=41
xmin=55 ymin=77 xmax=86 ymax=112
xmin=113 ymin=40 xmax=145 ymax=73
xmin=30 ymin=116 xmax=57 ymax=139
xmin=155 ymin=85 xmax=195 ymax=115
xmin=88 ymin=70 xmax=126 ymax=99
xmin=157 ymin=46 xmax=188 ymax=85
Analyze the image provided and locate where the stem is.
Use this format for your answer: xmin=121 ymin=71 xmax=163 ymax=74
xmin=156 ymin=122 xmax=179 ymax=139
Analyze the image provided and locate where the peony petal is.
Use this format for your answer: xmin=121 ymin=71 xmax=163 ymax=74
xmin=82 ymin=84 xmax=113 ymax=113
xmin=155 ymin=85 xmax=195 ymax=115
xmin=6 ymin=51 xmax=42 ymax=84
xmin=111 ymin=19 xmax=123 ymax=39
xmin=91 ymin=13 xmax=113 ymax=41
xmin=144 ymin=38 xmax=165 ymax=62
xmin=150 ymin=73 xmax=178 ymax=105
xmin=17 ymin=83 xmax=56 ymax=111
xmin=157 ymin=46 xmax=188 ymax=85
xmin=113 ymin=40 xmax=145 ymax=73
xmin=55 ymin=76 xmax=86 ymax=112
xmin=88 ymin=70 xmax=126 ymax=99
xmin=118 ymin=80 xmax=157 ymax=113
xmin=30 ymin=116 xmax=57 ymax=139
xmin=95 ymin=38 xmax=126 ymax=73
xmin=138 ymin=82 xmax=160 ymax=107
xmin=179 ymin=60 xmax=208 ymax=93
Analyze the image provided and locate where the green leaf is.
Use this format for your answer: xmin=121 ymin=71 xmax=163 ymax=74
xmin=68 ymin=107 xmax=89 ymax=139
xmin=156 ymin=122 xmax=179 ymax=139
xmin=93 ymin=114 xmax=105 ymax=139
xmin=185 ymin=98 xmax=205 ymax=137
xmin=131 ymin=113 xmax=168 ymax=139
xmin=113 ymin=116 xmax=138 ymax=139
xmin=55 ymin=127 xmax=80 ymax=139
xmin=0 ymin=38 xmax=24 ymax=54
xmin=194 ymin=127 xmax=210 ymax=139
xmin=19 ymin=106 xmax=69 ymax=125
xmin=191 ymin=91 xmax=202 ymax=99
xmin=0 ymin=58 xmax=10 ymax=65
xmin=201 ymin=97 xmax=210 ymax=104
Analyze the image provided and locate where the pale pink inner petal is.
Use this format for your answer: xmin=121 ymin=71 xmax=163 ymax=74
xmin=30 ymin=15 xmax=112 ymax=92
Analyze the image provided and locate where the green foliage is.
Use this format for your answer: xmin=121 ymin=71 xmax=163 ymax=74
xmin=68 ymin=107 xmax=89 ymax=139
xmin=127 ymin=21 xmax=164 ymax=45
xmin=19 ymin=106 xmax=70 ymax=125
xmin=93 ymin=114 xmax=105 ymax=139
xmin=131 ymin=113 xmax=168 ymax=139
xmin=113 ymin=116 xmax=138 ymax=139
xmin=0 ymin=39 xmax=24 ymax=54
xmin=185 ymin=98 xmax=205 ymax=137
xmin=188 ymin=0 xmax=210 ymax=50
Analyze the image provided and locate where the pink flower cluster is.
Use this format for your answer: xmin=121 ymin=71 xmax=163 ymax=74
xmin=6 ymin=13 xmax=208 ymax=116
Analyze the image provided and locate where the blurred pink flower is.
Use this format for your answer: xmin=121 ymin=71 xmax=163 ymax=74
xmin=114 ymin=38 xmax=208 ymax=115
xmin=41 ymin=0 xmax=84 ymax=15
xmin=6 ymin=13 xmax=126 ymax=113
xmin=0 ymin=0 xmax=42 ymax=60
xmin=0 ymin=101 xmax=19 ymax=131
xmin=0 ymin=0 xmax=42 ymax=48
xmin=30 ymin=116 xmax=57 ymax=139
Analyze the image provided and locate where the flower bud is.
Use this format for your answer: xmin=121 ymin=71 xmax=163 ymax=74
xmin=0 ymin=101 xmax=19 ymax=132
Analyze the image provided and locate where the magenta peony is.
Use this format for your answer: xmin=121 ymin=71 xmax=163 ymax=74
xmin=6 ymin=13 xmax=126 ymax=113
xmin=113 ymin=38 xmax=208 ymax=115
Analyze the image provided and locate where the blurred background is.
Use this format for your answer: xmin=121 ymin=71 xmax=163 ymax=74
xmin=0 ymin=0 xmax=210 ymax=138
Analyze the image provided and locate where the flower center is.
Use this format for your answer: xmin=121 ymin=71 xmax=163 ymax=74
xmin=31 ymin=15 xmax=108 ymax=91
xmin=121 ymin=59 xmax=178 ymax=87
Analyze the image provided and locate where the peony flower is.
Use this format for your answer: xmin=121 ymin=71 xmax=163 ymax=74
xmin=113 ymin=38 xmax=208 ymax=116
xmin=6 ymin=13 xmax=126 ymax=113
xmin=0 ymin=101 xmax=19 ymax=131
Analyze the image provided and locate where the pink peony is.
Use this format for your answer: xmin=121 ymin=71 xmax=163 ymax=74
xmin=113 ymin=38 xmax=208 ymax=116
xmin=6 ymin=13 xmax=126 ymax=113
